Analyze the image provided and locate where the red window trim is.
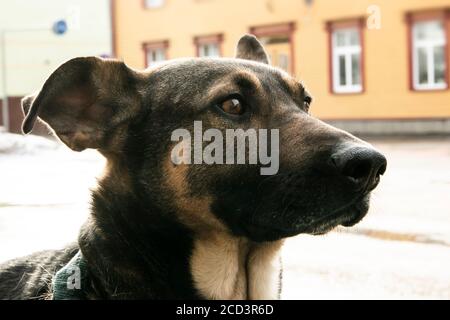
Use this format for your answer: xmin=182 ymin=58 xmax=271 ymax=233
xmin=249 ymin=22 xmax=296 ymax=74
xmin=110 ymin=0 xmax=117 ymax=58
xmin=142 ymin=40 xmax=169 ymax=68
xmin=193 ymin=34 xmax=224 ymax=57
xmin=326 ymin=18 xmax=365 ymax=95
xmin=405 ymin=9 xmax=450 ymax=92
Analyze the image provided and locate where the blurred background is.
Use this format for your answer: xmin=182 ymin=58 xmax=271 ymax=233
xmin=0 ymin=0 xmax=449 ymax=299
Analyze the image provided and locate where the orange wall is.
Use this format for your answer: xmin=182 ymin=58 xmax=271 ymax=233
xmin=113 ymin=0 xmax=450 ymax=120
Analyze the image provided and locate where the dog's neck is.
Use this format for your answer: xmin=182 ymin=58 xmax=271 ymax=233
xmin=77 ymin=157 xmax=283 ymax=299
xmin=79 ymin=215 xmax=283 ymax=300
xmin=191 ymin=231 xmax=283 ymax=300
xmin=79 ymin=201 xmax=283 ymax=299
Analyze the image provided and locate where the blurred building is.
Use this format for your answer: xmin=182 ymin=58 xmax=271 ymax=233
xmin=113 ymin=0 xmax=450 ymax=134
xmin=0 ymin=0 xmax=113 ymax=134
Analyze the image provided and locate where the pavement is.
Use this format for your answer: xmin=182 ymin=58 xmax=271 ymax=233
xmin=0 ymin=133 xmax=449 ymax=299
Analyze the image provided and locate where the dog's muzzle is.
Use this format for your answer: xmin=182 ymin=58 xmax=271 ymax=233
xmin=330 ymin=145 xmax=387 ymax=194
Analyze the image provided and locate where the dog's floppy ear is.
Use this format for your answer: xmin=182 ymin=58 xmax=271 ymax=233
xmin=22 ymin=57 xmax=142 ymax=152
xmin=235 ymin=34 xmax=270 ymax=64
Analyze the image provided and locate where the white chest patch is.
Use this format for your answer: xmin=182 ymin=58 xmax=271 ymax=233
xmin=190 ymin=232 xmax=283 ymax=300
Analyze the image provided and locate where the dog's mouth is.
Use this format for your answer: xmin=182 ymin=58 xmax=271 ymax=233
xmin=306 ymin=194 xmax=370 ymax=235
xmin=246 ymin=194 xmax=370 ymax=241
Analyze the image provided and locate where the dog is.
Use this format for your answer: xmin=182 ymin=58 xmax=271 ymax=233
xmin=0 ymin=35 xmax=386 ymax=300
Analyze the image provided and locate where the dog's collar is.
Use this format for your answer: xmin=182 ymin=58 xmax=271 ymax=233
xmin=52 ymin=251 xmax=88 ymax=300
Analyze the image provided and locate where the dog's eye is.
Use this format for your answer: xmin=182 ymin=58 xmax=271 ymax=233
xmin=219 ymin=98 xmax=246 ymax=116
xmin=303 ymin=95 xmax=312 ymax=111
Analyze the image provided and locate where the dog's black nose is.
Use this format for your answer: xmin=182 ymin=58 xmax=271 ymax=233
xmin=331 ymin=145 xmax=387 ymax=191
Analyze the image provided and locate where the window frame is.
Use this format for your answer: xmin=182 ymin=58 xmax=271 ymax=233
xmin=143 ymin=41 xmax=169 ymax=68
xmin=197 ymin=42 xmax=220 ymax=58
xmin=407 ymin=11 xmax=450 ymax=91
xmin=142 ymin=0 xmax=165 ymax=9
xmin=249 ymin=22 xmax=296 ymax=74
xmin=327 ymin=19 xmax=365 ymax=95
xmin=194 ymin=34 xmax=223 ymax=58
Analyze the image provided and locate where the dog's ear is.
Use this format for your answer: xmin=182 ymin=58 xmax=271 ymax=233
xmin=235 ymin=34 xmax=270 ymax=65
xmin=22 ymin=57 xmax=142 ymax=152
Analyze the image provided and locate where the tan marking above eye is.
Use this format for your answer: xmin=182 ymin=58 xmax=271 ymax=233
xmin=220 ymin=98 xmax=245 ymax=115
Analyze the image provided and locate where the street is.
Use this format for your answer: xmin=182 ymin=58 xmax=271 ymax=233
xmin=1 ymin=134 xmax=449 ymax=299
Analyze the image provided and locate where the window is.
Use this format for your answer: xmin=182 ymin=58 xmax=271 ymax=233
xmin=143 ymin=41 xmax=168 ymax=67
xmin=146 ymin=48 xmax=166 ymax=67
xmin=331 ymin=27 xmax=363 ymax=93
xmin=412 ymin=20 xmax=447 ymax=90
xmin=144 ymin=0 xmax=164 ymax=8
xmin=198 ymin=43 xmax=220 ymax=58
xmin=260 ymin=36 xmax=292 ymax=73
xmin=194 ymin=34 xmax=223 ymax=58
xmin=250 ymin=23 xmax=296 ymax=74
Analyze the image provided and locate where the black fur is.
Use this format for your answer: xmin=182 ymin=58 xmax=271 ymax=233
xmin=0 ymin=245 xmax=78 ymax=300
xmin=0 ymin=36 xmax=386 ymax=300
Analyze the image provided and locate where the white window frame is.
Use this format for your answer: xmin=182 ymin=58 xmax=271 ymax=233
xmin=412 ymin=20 xmax=447 ymax=91
xmin=144 ymin=0 xmax=164 ymax=9
xmin=198 ymin=42 xmax=220 ymax=58
xmin=146 ymin=47 xmax=166 ymax=67
xmin=332 ymin=27 xmax=363 ymax=94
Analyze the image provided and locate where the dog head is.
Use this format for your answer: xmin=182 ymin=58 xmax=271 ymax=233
xmin=22 ymin=35 xmax=386 ymax=242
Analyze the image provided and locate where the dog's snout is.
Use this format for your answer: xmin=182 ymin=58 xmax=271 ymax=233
xmin=331 ymin=145 xmax=387 ymax=191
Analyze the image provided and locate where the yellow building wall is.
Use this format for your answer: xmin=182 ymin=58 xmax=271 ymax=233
xmin=114 ymin=0 xmax=450 ymax=120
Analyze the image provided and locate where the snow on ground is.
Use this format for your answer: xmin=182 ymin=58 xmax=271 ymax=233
xmin=0 ymin=133 xmax=449 ymax=299
xmin=0 ymin=133 xmax=104 ymax=259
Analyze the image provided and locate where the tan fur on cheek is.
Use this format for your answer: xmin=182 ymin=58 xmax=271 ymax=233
xmin=163 ymin=156 xmax=228 ymax=233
